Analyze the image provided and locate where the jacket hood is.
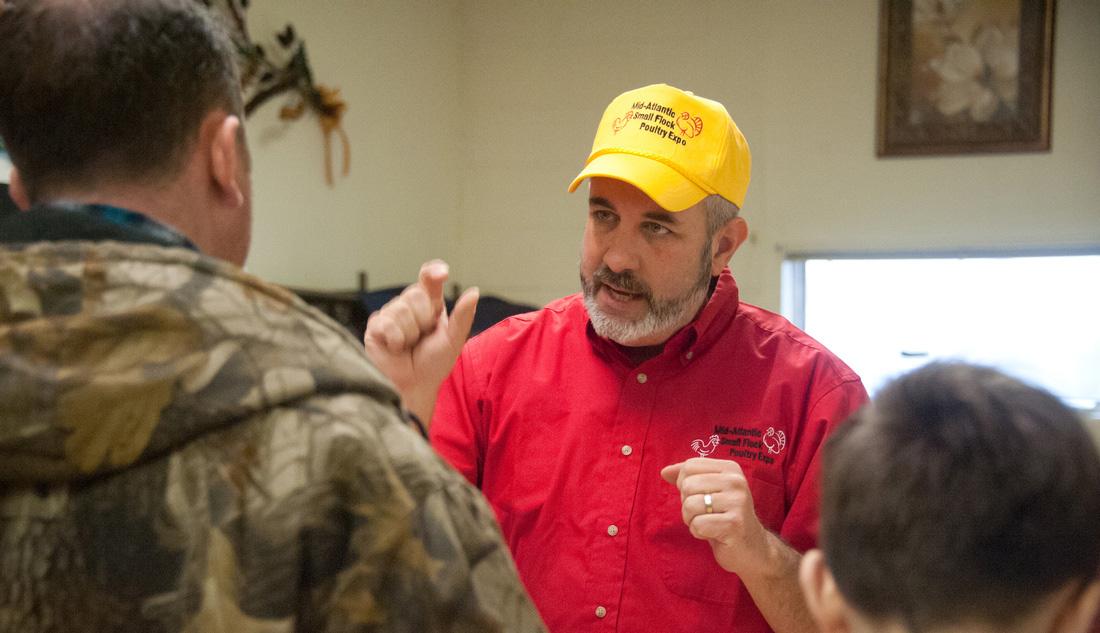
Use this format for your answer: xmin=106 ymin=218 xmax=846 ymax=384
xmin=0 ymin=240 xmax=397 ymax=483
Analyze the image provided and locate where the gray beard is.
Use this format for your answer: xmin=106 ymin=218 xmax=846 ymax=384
xmin=581 ymin=246 xmax=713 ymax=345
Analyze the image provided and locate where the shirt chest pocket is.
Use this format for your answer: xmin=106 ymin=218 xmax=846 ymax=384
xmin=645 ymin=473 xmax=786 ymax=605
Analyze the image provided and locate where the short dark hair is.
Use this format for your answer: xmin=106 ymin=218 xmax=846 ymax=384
xmin=821 ymin=362 xmax=1100 ymax=632
xmin=0 ymin=0 xmax=242 ymax=200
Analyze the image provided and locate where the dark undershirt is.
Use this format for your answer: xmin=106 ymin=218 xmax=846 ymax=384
xmin=616 ymin=342 xmax=666 ymax=366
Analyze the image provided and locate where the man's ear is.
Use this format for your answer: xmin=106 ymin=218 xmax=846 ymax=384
xmin=8 ymin=167 xmax=31 ymax=211
xmin=799 ymin=549 xmax=853 ymax=633
xmin=709 ymin=216 xmax=749 ymax=276
xmin=208 ymin=113 xmax=245 ymax=209
xmin=1051 ymin=580 xmax=1100 ymax=633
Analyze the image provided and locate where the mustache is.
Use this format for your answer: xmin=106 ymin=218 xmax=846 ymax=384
xmin=592 ymin=266 xmax=650 ymax=296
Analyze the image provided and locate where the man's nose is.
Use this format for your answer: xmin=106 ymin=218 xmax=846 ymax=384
xmin=602 ymin=231 xmax=642 ymax=273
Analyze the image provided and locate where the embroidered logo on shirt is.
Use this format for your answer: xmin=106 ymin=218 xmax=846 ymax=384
xmin=763 ymin=427 xmax=787 ymax=455
xmin=708 ymin=425 xmax=782 ymax=465
xmin=690 ymin=434 xmax=719 ymax=457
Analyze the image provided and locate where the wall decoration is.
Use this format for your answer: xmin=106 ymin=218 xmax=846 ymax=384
xmin=0 ymin=138 xmax=11 ymax=186
xmin=1 ymin=138 xmax=14 ymax=215
xmin=876 ymin=0 xmax=1054 ymax=156
xmin=200 ymin=0 xmax=350 ymax=184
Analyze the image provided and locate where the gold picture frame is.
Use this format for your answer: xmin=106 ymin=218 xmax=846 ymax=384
xmin=876 ymin=0 xmax=1055 ymax=156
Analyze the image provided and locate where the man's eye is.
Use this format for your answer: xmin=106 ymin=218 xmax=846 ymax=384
xmin=591 ymin=209 xmax=615 ymax=222
xmin=643 ymin=222 xmax=671 ymax=235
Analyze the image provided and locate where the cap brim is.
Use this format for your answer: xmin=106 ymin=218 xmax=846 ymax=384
xmin=567 ymin=153 xmax=710 ymax=212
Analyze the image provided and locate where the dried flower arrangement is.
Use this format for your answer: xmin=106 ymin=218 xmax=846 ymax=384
xmin=200 ymin=0 xmax=350 ymax=184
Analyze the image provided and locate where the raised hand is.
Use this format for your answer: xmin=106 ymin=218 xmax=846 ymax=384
xmin=363 ymin=260 xmax=478 ymax=424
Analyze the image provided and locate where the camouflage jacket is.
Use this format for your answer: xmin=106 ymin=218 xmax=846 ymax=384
xmin=0 ymin=219 xmax=544 ymax=632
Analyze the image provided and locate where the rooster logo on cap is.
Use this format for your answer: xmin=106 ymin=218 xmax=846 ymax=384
xmin=613 ymin=110 xmax=635 ymax=133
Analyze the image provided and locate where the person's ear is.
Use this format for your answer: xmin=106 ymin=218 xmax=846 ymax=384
xmin=208 ymin=114 xmax=245 ymax=209
xmin=799 ymin=549 xmax=853 ymax=633
xmin=1051 ymin=580 xmax=1100 ymax=633
xmin=709 ymin=216 xmax=748 ymax=275
xmin=8 ymin=167 xmax=31 ymax=211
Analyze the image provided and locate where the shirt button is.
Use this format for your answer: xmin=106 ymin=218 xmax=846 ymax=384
xmin=685 ymin=350 xmax=694 ymax=360
xmin=595 ymin=606 xmax=607 ymax=618
xmin=607 ymin=524 xmax=619 ymax=536
xmin=636 ymin=373 xmax=647 ymax=384
xmin=620 ymin=445 xmax=633 ymax=456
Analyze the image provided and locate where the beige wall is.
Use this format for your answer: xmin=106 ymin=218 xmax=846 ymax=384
xmin=245 ymin=0 xmax=462 ymax=291
xmin=246 ymin=1 xmax=1100 ymax=310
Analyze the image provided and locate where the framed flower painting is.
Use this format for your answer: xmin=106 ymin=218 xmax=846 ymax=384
xmin=876 ymin=0 xmax=1054 ymax=156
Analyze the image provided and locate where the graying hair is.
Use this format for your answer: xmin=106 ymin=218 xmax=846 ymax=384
xmin=703 ymin=194 xmax=740 ymax=239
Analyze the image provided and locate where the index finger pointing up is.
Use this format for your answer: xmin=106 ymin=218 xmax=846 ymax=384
xmin=417 ymin=259 xmax=450 ymax=319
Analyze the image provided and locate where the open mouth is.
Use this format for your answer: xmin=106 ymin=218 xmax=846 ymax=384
xmin=600 ymin=282 xmax=642 ymax=303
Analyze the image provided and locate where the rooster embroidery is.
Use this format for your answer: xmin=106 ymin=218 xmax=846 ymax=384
xmin=613 ymin=110 xmax=635 ymax=133
xmin=763 ymin=427 xmax=786 ymax=455
xmin=691 ymin=434 xmax=720 ymax=458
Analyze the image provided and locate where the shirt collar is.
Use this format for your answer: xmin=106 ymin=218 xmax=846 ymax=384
xmin=0 ymin=201 xmax=200 ymax=251
xmin=78 ymin=203 xmax=199 ymax=251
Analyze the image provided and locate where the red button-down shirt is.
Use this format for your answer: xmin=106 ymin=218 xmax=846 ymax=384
xmin=431 ymin=269 xmax=867 ymax=632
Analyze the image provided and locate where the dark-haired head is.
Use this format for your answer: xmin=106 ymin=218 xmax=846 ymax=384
xmin=802 ymin=362 xmax=1100 ymax=633
xmin=0 ymin=0 xmax=242 ymax=198
xmin=0 ymin=0 xmax=252 ymax=264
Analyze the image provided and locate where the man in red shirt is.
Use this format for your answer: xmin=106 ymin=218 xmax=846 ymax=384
xmin=365 ymin=84 xmax=867 ymax=633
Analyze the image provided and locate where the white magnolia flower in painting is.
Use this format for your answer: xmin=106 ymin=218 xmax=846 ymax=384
xmin=928 ymin=24 xmax=1019 ymax=122
xmin=975 ymin=24 xmax=1019 ymax=103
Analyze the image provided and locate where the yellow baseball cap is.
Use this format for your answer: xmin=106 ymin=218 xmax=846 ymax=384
xmin=568 ymin=83 xmax=751 ymax=211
